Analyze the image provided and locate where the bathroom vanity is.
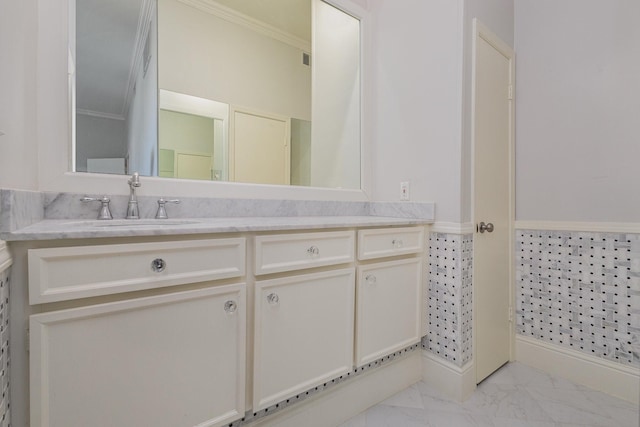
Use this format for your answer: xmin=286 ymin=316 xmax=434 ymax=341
xmin=4 ymin=210 xmax=431 ymax=427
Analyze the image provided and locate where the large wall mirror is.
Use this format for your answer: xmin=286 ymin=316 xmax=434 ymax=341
xmin=74 ymin=0 xmax=361 ymax=190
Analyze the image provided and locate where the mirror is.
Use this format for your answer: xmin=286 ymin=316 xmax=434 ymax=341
xmin=74 ymin=0 xmax=361 ymax=190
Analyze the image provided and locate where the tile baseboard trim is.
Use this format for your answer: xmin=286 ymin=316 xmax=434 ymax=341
xmin=421 ymin=351 xmax=475 ymax=402
xmin=0 ymin=241 xmax=12 ymax=272
xmin=515 ymin=335 xmax=640 ymax=404
xmin=249 ymin=350 xmax=421 ymax=427
xmin=515 ymin=221 xmax=640 ymax=234
xmin=431 ymin=222 xmax=475 ymax=234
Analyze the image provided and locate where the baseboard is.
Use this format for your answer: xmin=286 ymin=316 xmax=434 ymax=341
xmin=421 ymin=351 xmax=475 ymax=402
xmin=431 ymin=222 xmax=475 ymax=234
xmin=249 ymin=350 xmax=422 ymax=427
xmin=515 ymin=221 xmax=640 ymax=234
xmin=515 ymin=335 xmax=640 ymax=404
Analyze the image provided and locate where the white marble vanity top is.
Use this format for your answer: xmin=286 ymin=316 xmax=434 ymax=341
xmin=4 ymin=216 xmax=433 ymax=241
xmin=0 ymin=189 xmax=435 ymax=241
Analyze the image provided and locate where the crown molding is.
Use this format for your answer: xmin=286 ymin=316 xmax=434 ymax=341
xmin=177 ymin=0 xmax=311 ymax=52
xmin=76 ymin=109 xmax=125 ymax=121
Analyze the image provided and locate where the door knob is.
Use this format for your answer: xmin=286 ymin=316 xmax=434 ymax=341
xmin=477 ymin=222 xmax=494 ymax=233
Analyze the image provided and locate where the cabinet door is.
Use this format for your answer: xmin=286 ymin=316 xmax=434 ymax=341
xmin=253 ymin=269 xmax=355 ymax=411
xmin=30 ymin=284 xmax=246 ymax=427
xmin=356 ymin=258 xmax=422 ymax=366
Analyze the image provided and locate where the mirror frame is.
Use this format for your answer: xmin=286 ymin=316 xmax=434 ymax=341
xmin=36 ymin=0 xmax=371 ymax=201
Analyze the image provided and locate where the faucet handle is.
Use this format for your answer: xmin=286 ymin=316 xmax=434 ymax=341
xmin=155 ymin=198 xmax=180 ymax=219
xmin=81 ymin=196 xmax=113 ymax=220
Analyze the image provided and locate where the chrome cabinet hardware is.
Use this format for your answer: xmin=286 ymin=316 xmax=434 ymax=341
xmin=391 ymin=239 xmax=404 ymax=248
xmin=365 ymin=274 xmax=377 ymax=285
xmin=81 ymin=196 xmax=113 ymax=220
xmin=155 ymin=198 xmax=181 ymax=219
xmin=477 ymin=222 xmax=494 ymax=233
xmin=151 ymin=258 xmax=166 ymax=272
xmin=307 ymin=246 xmax=320 ymax=256
xmin=267 ymin=293 xmax=280 ymax=305
xmin=224 ymin=300 xmax=237 ymax=314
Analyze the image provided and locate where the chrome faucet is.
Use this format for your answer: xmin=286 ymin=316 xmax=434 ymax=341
xmin=126 ymin=172 xmax=141 ymax=219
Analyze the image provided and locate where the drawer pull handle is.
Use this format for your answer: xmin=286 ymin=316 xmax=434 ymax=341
xmin=392 ymin=239 xmax=404 ymax=248
xmin=224 ymin=300 xmax=237 ymax=314
xmin=151 ymin=258 xmax=166 ymax=273
xmin=307 ymin=246 xmax=320 ymax=256
xmin=365 ymin=275 xmax=377 ymax=285
xmin=267 ymin=293 xmax=280 ymax=305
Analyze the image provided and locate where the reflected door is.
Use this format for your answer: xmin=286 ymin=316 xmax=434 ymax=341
xmin=231 ymin=109 xmax=290 ymax=185
xmin=176 ymin=152 xmax=213 ymax=180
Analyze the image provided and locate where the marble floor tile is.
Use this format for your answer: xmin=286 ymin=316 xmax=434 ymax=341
xmin=337 ymin=362 xmax=640 ymax=427
xmin=379 ymin=384 xmax=425 ymax=409
xmin=460 ymin=383 xmax=554 ymax=422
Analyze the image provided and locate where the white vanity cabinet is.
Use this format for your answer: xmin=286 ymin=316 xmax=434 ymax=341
xmin=22 ymin=224 xmax=427 ymax=426
xmin=28 ymin=239 xmax=247 ymax=427
xmin=252 ymin=231 xmax=356 ymax=411
xmin=355 ymin=227 xmax=424 ymax=366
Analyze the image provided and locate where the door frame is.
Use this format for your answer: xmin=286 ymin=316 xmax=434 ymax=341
xmin=470 ymin=18 xmax=516 ymax=380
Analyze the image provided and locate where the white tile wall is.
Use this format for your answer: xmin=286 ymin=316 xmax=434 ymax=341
xmin=516 ymin=230 xmax=640 ymax=368
xmin=423 ymin=233 xmax=473 ymax=367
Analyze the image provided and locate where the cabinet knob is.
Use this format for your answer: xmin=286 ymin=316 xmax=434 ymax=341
xmin=267 ymin=293 xmax=280 ymax=305
xmin=151 ymin=258 xmax=166 ymax=272
xmin=224 ymin=300 xmax=237 ymax=314
xmin=392 ymin=239 xmax=404 ymax=248
xmin=307 ymin=246 xmax=320 ymax=256
xmin=365 ymin=274 xmax=377 ymax=285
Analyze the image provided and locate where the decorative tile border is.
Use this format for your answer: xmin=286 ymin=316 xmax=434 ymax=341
xmin=516 ymin=229 xmax=640 ymax=368
xmin=228 ymin=344 xmax=420 ymax=426
xmin=0 ymin=266 xmax=9 ymax=427
xmin=423 ymin=232 xmax=473 ymax=367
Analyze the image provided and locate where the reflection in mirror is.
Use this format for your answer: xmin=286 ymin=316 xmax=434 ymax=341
xmin=74 ymin=0 xmax=361 ymax=189
xmin=75 ymin=0 xmax=158 ymax=176
xmin=158 ymin=89 xmax=229 ymax=181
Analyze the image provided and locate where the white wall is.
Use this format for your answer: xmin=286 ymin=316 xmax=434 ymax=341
xmin=0 ymin=0 xmax=39 ymax=190
xmin=515 ymin=0 xmax=640 ymax=223
xmin=368 ymin=0 xmax=464 ymax=222
xmin=158 ymin=0 xmax=311 ymax=122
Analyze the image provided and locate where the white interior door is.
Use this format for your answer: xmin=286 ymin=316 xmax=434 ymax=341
xmin=472 ymin=20 xmax=515 ymax=384
xmin=230 ymin=108 xmax=290 ymax=185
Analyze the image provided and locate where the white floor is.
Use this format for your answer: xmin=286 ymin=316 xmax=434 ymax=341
xmin=338 ymin=362 xmax=639 ymax=427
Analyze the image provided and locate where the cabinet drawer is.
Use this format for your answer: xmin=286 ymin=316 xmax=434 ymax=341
xmin=28 ymin=238 xmax=246 ymax=304
xmin=357 ymin=226 xmax=424 ymax=260
xmin=254 ymin=231 xmax=355 ymax=275
xmin=253 ymin=269 xmax=355 ymax=410
xmin=356 ymin=258 xmax=422 ymax=366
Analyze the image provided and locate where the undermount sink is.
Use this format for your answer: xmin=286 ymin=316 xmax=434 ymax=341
xmin=65 ymin=219 xmax=201 ymax=227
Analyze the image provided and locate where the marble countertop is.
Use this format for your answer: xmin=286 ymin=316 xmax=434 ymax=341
xmin=3 ymin=216 xmax=434 ymax=241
